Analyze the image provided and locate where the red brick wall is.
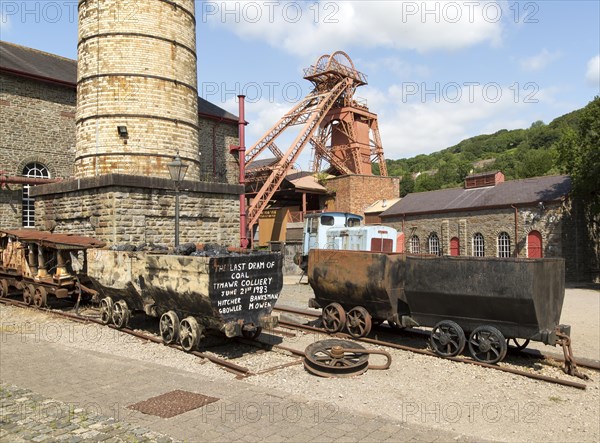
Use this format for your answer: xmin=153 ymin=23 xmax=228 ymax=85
xmin=325 ymin=175 xmax=399 ymax=218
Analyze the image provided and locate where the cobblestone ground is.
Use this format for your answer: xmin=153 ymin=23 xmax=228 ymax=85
xmin=0 ymin=384 xmax=179 ymax=443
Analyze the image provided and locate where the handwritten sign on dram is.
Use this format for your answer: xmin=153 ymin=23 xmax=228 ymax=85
xmin=208 ymin=254 xmax=283 ymax=321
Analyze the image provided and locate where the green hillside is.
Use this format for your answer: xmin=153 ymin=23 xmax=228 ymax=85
xmin=380 ymin=98 xmax=595 ymax=197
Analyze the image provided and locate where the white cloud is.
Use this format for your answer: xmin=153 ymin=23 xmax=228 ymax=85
xmin=360 ymin=56 xmax=431 ymax=80
xmin=520 ymin=49 xmax=562 ymax=72
xmin=216 ymin=82 xmax=548 ymax=166
xmin=204 ymin=1 xmax=504 ymax=57
xmin=370 ymin=82 xmax=553 ymax=158
xmin=585 ymin=55 xmax=600 ymax=88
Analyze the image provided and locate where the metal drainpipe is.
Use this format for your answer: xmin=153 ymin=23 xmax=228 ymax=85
xmin=230 ymin=95 xmax=249 ymax=249
xmin=511 ymin=204 xmax=519 ymax=257
xmin=212 ymin=122 xmax=217 ymax=179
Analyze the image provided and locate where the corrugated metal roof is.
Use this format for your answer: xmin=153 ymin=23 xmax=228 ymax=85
xmin=285 ymin=171 xmax=327 ymax=193
xmin=246 ymin=158 xmax=279 ymax=171
xmin=0 ymin=40 xmax=238 ymax=120
xmin=381 ymin=175 xmax=571 ymax=217
xmin=1 ymin=230 xmax=106 ymax=249
xmin=364 ymin=198 xmax=402 ymax=214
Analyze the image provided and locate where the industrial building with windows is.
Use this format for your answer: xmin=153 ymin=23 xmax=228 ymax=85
xmin=0 ymin=39 xmax=242 ymax=244
xmin=380 ymin=171 xmax=595 ymax=282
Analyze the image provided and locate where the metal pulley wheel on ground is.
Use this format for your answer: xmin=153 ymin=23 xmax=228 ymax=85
xmin=99 ymin=297 xmax=113 ymax=325
xmin=241 ymin=324 xmax=262 ymax=340
xmin=33 ymin=286 xmax=47 ymax=308
xmin=179 ymin=317 xmax=202 ymax=352
xmin=430 ymin=320 xmax=466 ymax=357
xmin=303 ymin=339 xmax=392 ymax=378
xmin=112 ymin=300 xmax=131 ymax=329
xmin=23 ymin=284 xmax=35 ymax=305
xmin=468 ymin=325 xmax=507 ymax=364
xmin=507 ymin=338 xmax=530 ymax=351
xmin=322 ymin=303 xmax=346 ymax=333
xmin=346 ymin=306 xmax=372 ymax=338
xmin=159 ymin=311 xmax=180 ymax=345
xmin=0 ymin=279 xmax=8 ymax=298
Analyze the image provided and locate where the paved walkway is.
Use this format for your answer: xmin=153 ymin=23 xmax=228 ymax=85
xmin=0 ymin=320 xmax=481 ymax=443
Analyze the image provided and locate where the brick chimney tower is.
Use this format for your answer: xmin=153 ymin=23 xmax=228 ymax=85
xmin=75 ymin=0 xmax=200 ymax=179
xmin=32 ymin=0 xmax=243 ymax=246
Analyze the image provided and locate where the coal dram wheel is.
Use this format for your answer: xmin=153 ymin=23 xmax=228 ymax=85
xmin=112 ymin=300 xmax=131 ymax=329
xmin=346 ymin=306 xmax=372 ymax=338
xmin=179 ymin=317 xmax=202 ymax=352
xmin=304 ymin=339 xmax=369 ymax=378
xmin=23 ymin=284 xmax=35 ymax=305
xmin=322 ymin=303 xmax=346 ymax=333
xmin=242 ymin=324 xmax=262 ymax=340
xmin=99 ymin=297 xmax=113 ymax=325
xmin=430 ymin=320 xmax=466 ymax=357
xmin=507 ymin=338 xmax=530 ymax=352
xmin=0 ymin=279 xmax=8 ymax=298
xmin=160 ymin=311 xmax=180 ymax=344
xmin=33 ymin=286 xmax=47 ymax=309
xmin=468 ymin=326 xmax=507 ymax=364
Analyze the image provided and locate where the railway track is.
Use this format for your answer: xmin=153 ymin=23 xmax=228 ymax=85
xmin=273 ymin=305 xmax=596 ymax=390
xmin=1 ymin=295 xmax=595 ymax=389
xmin=0 ymin=296 xmax=299 ymax=379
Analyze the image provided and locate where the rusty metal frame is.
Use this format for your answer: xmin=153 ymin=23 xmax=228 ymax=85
xmin=244 ymin=52 xmax=391 ymax=237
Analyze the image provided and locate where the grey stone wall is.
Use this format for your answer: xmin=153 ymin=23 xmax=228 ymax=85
xmin=0 ymin=73 xmax=76 ymax=228
xmin=0 ymin=70 xmax=240 ymax=230
xmin=32 ymin=174 xmax=242 ymax=247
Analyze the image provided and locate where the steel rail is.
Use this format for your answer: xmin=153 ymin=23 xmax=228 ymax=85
xmin=274 ymin=319 xmax=589 ymax=390
xmin=273 ymin=305 xmax=600 ymax=371
xmin=0 ymin=297 xmax=251 ymax=377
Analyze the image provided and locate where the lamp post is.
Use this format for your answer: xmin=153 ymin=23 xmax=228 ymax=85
xmin=167 ymin=153 xmax=188 ymax=247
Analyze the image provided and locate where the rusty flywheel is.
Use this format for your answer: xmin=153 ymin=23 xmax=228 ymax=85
xmin=303 ymin=339 xmax=392 ymax=378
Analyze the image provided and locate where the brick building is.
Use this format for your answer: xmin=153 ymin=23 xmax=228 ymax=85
xmin=380 ymin=172 xmax=597 ymax=283
xmin=0 ymin=40 xmax=241 ymax=241
xmin=324 ymin=174 xmax=400 ymax=218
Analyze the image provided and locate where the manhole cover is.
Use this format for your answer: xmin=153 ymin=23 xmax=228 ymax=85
xmin=128 ymin=390 xmax=219 ymax=418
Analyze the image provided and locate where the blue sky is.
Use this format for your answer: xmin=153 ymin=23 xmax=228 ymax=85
xmin=1 ymin=1 xmax=599 ymax=163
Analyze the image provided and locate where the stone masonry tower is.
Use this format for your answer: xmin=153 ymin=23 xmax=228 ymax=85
xmin=76 ymin=0 xmax=200 ymax=179
xmin=32 ymin=0 xmax=242 ymax=246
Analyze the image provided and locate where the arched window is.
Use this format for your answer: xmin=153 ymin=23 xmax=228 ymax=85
xmin=428 ymin=234 xmax=440 ymax=256
xmin=498 ymin=232 xmax=511 ymax=258
xmin=22 ymin=162 xmax=50 ymax=228
xmin=472 ymin=233 xmax=485 ymax=257
xmin=409 ymin=235 xmax=420 ymax=254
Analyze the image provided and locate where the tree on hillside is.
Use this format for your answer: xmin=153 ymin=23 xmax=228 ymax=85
xmin=400 ymin=175 xmax=415 ymax=197
xmin=555 ymin=96 xmax=600 ymax=212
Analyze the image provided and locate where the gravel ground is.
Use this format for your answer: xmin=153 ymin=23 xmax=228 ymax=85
xmin=272 ymin=280 xmax=600 ymax=442
xmin=1 ymin=281 xmax=598 ymax=443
